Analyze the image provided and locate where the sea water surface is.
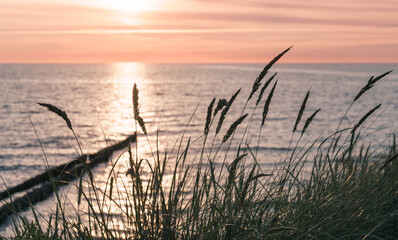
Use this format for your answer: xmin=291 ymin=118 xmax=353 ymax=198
xmin=0 ymin=63 xmax=398 ymax=235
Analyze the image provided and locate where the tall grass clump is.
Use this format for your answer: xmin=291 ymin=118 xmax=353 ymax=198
xmin=3 ymin=47 xmax=398 ymax=239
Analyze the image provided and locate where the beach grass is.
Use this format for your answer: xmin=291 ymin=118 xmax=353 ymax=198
xmin=2 ymin=48 xmax=398 ymax=239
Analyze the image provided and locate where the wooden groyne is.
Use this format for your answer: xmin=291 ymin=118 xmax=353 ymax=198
xmin=0 ymin=134 xmax=136 ymax=225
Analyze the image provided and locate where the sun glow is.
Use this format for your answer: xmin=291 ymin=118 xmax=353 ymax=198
xmin=102 ymin=0 xmax=155 ymax=12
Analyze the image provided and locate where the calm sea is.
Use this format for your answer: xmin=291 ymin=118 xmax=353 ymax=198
xmin=0 ymin=63 xmax=397 ymax=234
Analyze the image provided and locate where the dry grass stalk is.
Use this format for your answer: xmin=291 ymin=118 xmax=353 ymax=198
xmin=248 ymin=46 xmax=291 ymax=102
xmin=354 ymin=70 xmax=392 ymax=102
xmin=256 ymin=73 xmax=277 ymax=106
xmin=352 ymin=104 xmax=382 ymax=134
xmin=223 ymin=114 xmax=248 ymax=143
xmin=37 ymin=103 xmax=72 ymax=131
xmin=228 ymin=88 xmax=241 ymax=106
xmin=381 ymin=152 xmax=398 ymax=169
xmin=216 ymin=108 xmax=228 ymax=134
xmin=227 ymin=154 xmax=248 ymax=184
xmin=133 ymin=84 xmax=140 ymax=120
xmin=215 ymin=89 xmax=241 ymax=134
xmin=132 ymin=83 xmax=147 ymax=135
xmin=293 ymin=89 xmax=310 ymax=133
xmin=262 ymin=80 xmax=278 ymax=126
xmin=214 ymin=99 xmax=228 ymax=117
xmin=204 ymin=98 xmax=216 ymax=135
xmin=136 ymin=116 xmax=147 ymax=135
xmin=301 ymin=108 xmax=321 ymax=136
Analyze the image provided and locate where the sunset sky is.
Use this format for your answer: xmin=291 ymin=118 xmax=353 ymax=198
xmin=1 ymin=0 xmax=397 ymax=63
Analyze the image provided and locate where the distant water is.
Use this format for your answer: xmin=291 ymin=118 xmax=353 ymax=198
xmin=1 ymin=63 xmax=398 ymax=234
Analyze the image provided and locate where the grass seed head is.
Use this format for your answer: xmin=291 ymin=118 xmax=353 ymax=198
xmin=293 ymin=89 xmax=310 ymax=133
xmin=262 ymin=81 xmax=278 ymax=126
xmin=301 ymin=108 xmax=321 ymax=136
xmin=223 ymin=114 xmax=248 ymax=143
xmin=132 ymin=84 xmax=147 ymax=135
xmin=214 ymin=99 xmax=228 ymax=117
xmin=354 ymin=70 xmax=392 ymax=102
xmin=256 ymin=73 xmax=277 ymax=106
xmin=37 ymin=103 xmax=73 ymax=131
xmin=205 ymin=98 xmax=216 ymax=135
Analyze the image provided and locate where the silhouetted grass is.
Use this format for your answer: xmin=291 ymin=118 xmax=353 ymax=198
xmin=2 ymin=48 xmax=397 ymax=240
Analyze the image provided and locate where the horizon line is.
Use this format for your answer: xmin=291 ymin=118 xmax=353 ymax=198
xmin=0 ymin=61 xmax=397 ymax=65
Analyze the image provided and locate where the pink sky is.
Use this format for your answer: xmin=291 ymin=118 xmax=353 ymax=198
xmin=0 ymin=0 xmax=397 ymax=63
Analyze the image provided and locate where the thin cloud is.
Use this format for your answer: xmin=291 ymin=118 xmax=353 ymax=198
xmin=0 ymin=0 xmax=397 ymax=62
xmin=140 ymin=11 xmax=398 ymax=28
xmin=0 ymin=28 xmax=269 ymax=35
xmin=248 ymin=0 xmax=398 ymax=13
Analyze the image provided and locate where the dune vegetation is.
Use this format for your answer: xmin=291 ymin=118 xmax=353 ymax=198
xmin=2 ymin=48 xmax=398 ymax=239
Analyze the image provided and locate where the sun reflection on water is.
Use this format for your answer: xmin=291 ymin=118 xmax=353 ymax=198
xmin=87 ymin=62 xmax=176 ymax=237
xmin=103 ymin=62 xmax=145 ymax=139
